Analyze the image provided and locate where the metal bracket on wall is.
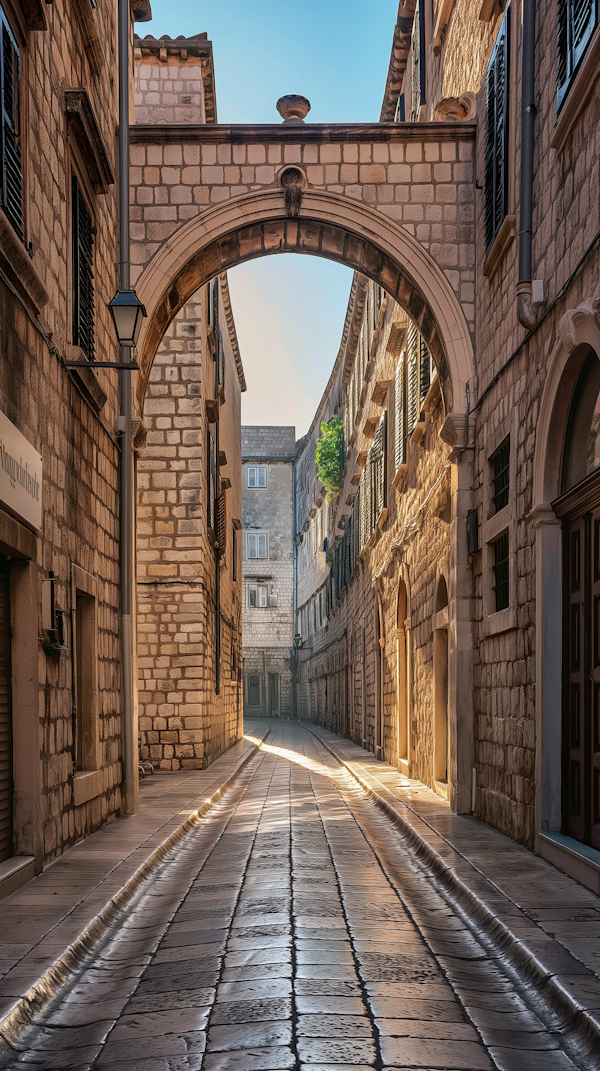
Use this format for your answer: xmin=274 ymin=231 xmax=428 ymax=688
xmin=62 ymin=359 xmax=140 ymax=369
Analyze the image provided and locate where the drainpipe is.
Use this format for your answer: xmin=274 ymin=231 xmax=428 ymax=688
xmin=516 ymin=0 xmax=538 ymax=330
xmin=119 ymin=0 xmax=138 ymax=814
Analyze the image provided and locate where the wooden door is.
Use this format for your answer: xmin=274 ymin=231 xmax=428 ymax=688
xmin=0 ymin=560 xmax=12 ymax=863
xmin=563 ymin=507 xmax=600 ymax=848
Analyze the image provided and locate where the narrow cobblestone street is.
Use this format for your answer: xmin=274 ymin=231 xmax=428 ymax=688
xmin=0 ymin=722 xmax=592 ymax=1071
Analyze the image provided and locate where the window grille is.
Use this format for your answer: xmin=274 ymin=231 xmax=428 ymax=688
xmin=485 ymin=9 xmax=510 ymax=251
xmin=491 ymin=438 xmax=510 ymax=513
xmin=216 ymin=489 xmax=227 ymax=558
xmin=247 ymin=532 xmax=267 ymax=559
xmin=557 ymin=0 xmax=597 ymax=109
xmin=0 ymin=10 xmax=21 ymax=237
xmin=72 ymin=175 xmax=95 ymax=360
xmin=492 ymin=530 xmax=510 ymax=611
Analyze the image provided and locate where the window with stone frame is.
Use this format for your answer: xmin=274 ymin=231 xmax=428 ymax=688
xmin=482 ymin=412 xmax=518 ymax=634
xmin=410 ymin=0 xmax=426 ymax=121
xmin=247 ymin=532 xmax=268 ymax=559
xmin=248 ymin=583 xmax=268 ymax=608
xmin=71 ymin=173 xmax=96 ymax=360
xmin=395 ymin=320 xmax=432 ymax=476
xmin=484 ymin=7 xmax=510 ymax=252
xmin=358 ymin=412 xmax=387 ymax=548
xmin=557 ymin=0 xmax=598 ymax=110
xmin=0 ymin=5 xmax=22 ymax=238
xmin=247 ymin=465 xmax=267 ymax=488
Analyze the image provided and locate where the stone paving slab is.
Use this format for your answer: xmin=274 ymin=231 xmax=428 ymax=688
xmin=301 ymin=720 xmax=600 ymax=1046
xmin=0 ymin=727 xmax=268 ymax=1025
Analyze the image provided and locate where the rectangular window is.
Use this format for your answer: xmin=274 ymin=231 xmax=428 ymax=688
xmin=248 ymin=674 xmax=261 ymax=706
xmin=232 ymin=527 xmax=237 ymax=581
xmin=72 ymin=174 xmax=95 ymax=360
xmin=0 ymin=8 xmax=22 ymax=237
xmin=207 ymin=428 xmax=217 ymax=534
xmin=394 ymin=353 xmax=406 ymax=470
xmin=410 ymin=0 xmax=426 ymax=120
xmin=247 ymin=466 xmax=267 ymax=488
xmin=492 ymin=530 xmax=510 ymax=612
xmin=248 ymin=583 xmax=268 ymax=608
xmin=247 ymin=532 xmax=267 ymax=559
xmin=491 ymin=438 xmax=510 ymax=513
xmin=75 ymin=592 xmax=97 ymax=771
xmin=557 ymin=0 xmax=598 ymax=110
xmin=485 ymin=9 xmax=510 ymax=252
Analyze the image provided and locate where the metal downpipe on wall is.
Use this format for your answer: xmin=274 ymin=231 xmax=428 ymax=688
xmin=517 ymin=0 xmax=538 ymax=330
xmin=119 ymin=0 xmax=138 ymax=815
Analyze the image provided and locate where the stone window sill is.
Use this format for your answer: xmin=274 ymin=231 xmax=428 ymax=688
xmin=64 ymin=346 xmax=108 ymax=413
xmin=551 ymin=26 xmax=600 ymax=152
xmin=538 ymin=832 xmax=600 ymax=896
xmin=482 ymin=214 xmax=516 ymax=279
xmin=433 ymin=779 xmax=449 ymax=800
xmin=0 ymin=212 xmax=49 ymax=313
xmin=73 ymin=769 xmax=104 ymax=807
xmin=484 ymin=604 xmax=517 ymax=636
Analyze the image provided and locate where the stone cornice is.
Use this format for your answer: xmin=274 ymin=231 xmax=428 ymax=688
xmin=130 ymin=120 xmax=477 ymax=145
xmin=65 ymin=90 xmax=115 ymax=193
xmin=380 ymin=1 xmax=417 ymax=122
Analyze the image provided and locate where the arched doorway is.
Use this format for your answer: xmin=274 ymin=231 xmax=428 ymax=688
xmin=375 ymin=600 xmax=384 ymax=759
xmin=533 ymin=298 xmax=600 ymax=848
xmin=433 ymin=575 xmax=449 ymax=790
xmin=552 ymin=348 xmax=600 ymax=847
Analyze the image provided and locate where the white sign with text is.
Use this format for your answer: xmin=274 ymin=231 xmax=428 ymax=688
xmin=0 ymin=410 xmax=42 ymax=531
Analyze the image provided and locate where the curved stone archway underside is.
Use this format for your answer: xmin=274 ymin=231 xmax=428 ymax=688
xmin=134 ymin=190 xmax=475 ymax=415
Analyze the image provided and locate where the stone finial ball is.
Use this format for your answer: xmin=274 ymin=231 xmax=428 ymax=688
xmin=276 ymin=94 xmax=311 ymax=123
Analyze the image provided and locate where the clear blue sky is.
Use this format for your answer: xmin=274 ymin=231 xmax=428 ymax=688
xmin=142 ymin=0 xmax=399 ymax=434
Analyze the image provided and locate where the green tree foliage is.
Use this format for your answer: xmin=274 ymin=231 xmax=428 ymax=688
xmin=316 ymin=415 xmax=344 ymax=500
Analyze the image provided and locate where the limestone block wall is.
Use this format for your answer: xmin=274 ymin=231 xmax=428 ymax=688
xmin=137 ymin=279 xmax=243 ymax=769
xmin=0 ymin=0 xmax=126 ymax=870
xmin=297 ymin=284 xmax=452 ymax=786
xmin=133 ymin=33 xmax=213 ymax=125
xmin=241 ymin=428 xmax=295 ymax=718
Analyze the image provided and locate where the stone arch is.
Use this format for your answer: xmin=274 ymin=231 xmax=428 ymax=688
xmin=375 ymin=594 xmax=385 ymax=760
xmin=133 ymin=189 xmax=475 ymax=417
xmin=532 ymin=292 xmax=600 ymax=839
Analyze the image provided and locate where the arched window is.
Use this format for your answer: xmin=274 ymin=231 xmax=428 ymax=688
xmin=562 ymin=348 xmax=600 ymax=492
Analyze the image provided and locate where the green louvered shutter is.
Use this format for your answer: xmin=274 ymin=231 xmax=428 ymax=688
xmin=371 ymin=413 xmax=387 ymax=527
xmin=419 ymin=335 xmax=431 ymax=407
xmin=1 ymin=14 xmax=21 ymax=238
xmin=485 ymin=11 xmax=509 ymax=252
xmin=557 ymin=0 xmax=597 ymax=109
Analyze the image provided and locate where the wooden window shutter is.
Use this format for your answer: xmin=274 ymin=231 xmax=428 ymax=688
xmin=406 ymin=320 xmax=419 ymax=434
xmin=419 ymin=335 xmax=431 ymax=407
xmin=371 ymin=412 xmax=387 ymax=525
xmin=72 ymin=176 xmax=95 ymax=360
xmin=394 ymin=354 xmax=406 ymax=470
xmin=0 ymin=15 xmax=22 ymax=238
xmin=484 ymin=10 xmax=509 ymax=251
xmin=207 ymin=428 xmax=217 ymax=536
xmin=557 ymin=0 xmax=597 ymax=109
xmin=216 ymin=489 xmax=227 ymax=559
xmin=410 ymin=0 xmax=426 ymax=120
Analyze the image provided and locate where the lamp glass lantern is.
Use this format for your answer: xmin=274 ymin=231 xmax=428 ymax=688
xmin=108 ymin=289 xmax=146 ymax=348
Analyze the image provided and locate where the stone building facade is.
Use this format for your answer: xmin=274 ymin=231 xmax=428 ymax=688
xmin=294 ymin=0 xmax=600 ymax=894
xmin=241 ymin=427 xmax=295 ymax=719
xmin=0 ymin=0 xmax=154 ymax=897
xmin=134 ymin=35 xmax=245 ymax=770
